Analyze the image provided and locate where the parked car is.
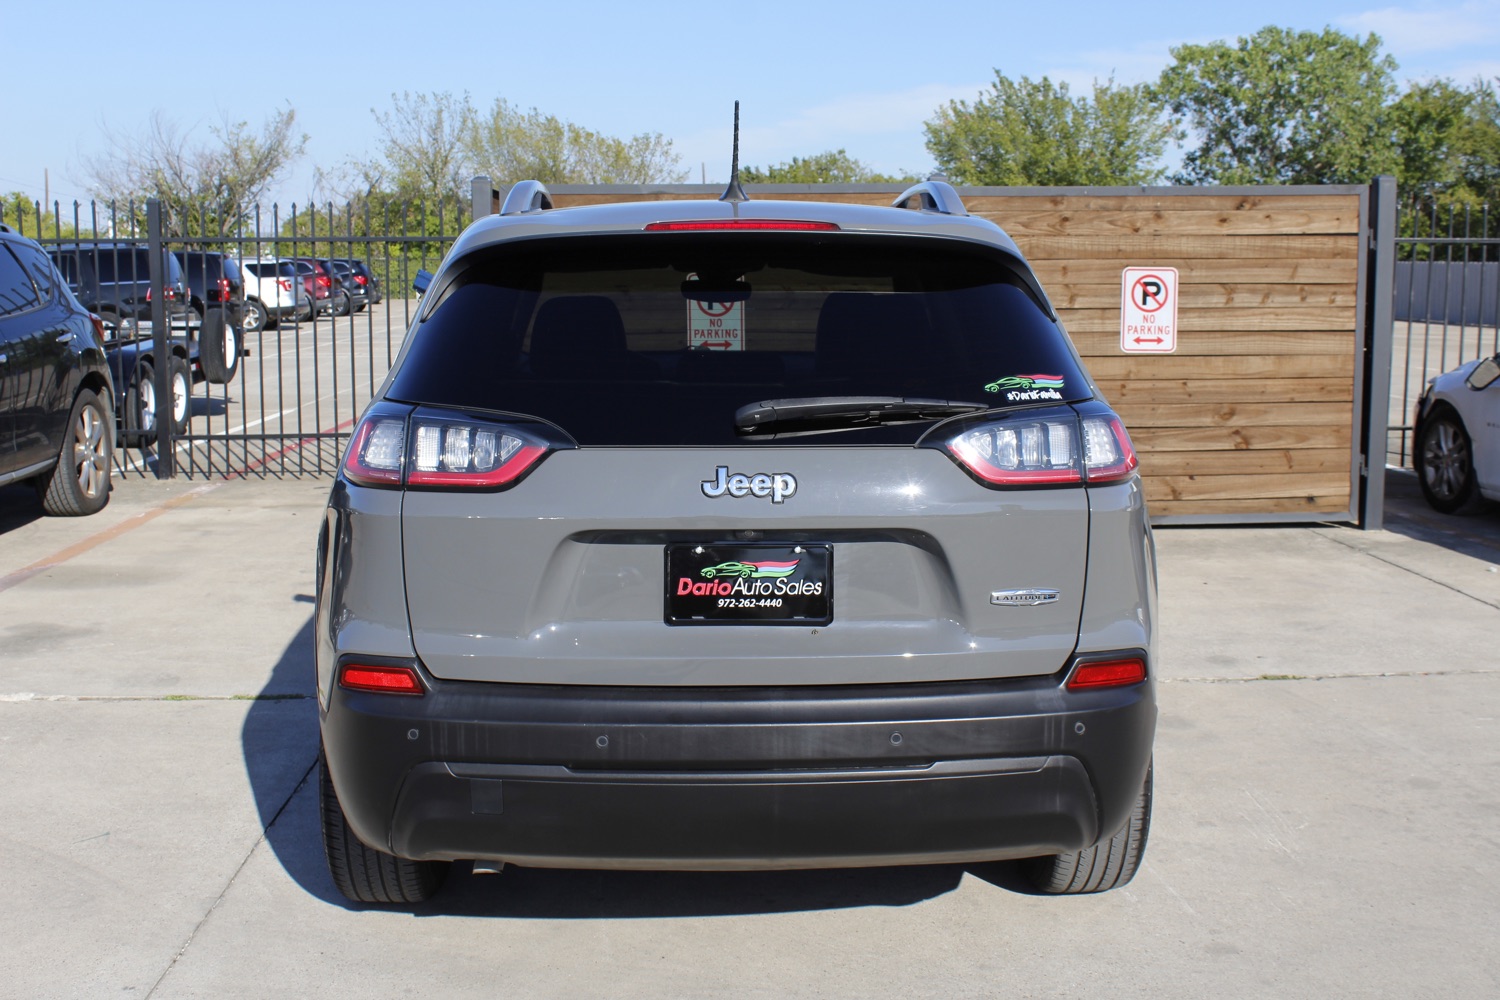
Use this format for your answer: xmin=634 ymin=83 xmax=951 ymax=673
xmin=240 ymin=257 xmax=311 ymax=328
xmin=315 ymin=179 xmax=1157 ymax=904
xmin=323 ymin=257 xmax=382 ymax=308
xmin=46 ymin=242 xmax=191 ymax=337
xmin=291 ymin=258 xmax=344 ymax=316
xmin=1413 ymin=353 xmax=1500 ymax=513
xmin=0 ymin=224 xmax=114 ymax=515
xmin=322 ymin=259 xmax=372 ymax=312
xmin=172 ymin=249 xmax=244 ymax=384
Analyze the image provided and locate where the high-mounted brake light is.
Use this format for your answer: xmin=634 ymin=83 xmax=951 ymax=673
xmin=644 ymin=220 xmax=839 ymax=232
xmin=340 ymin=664 xmax=424 ymax=695
xmin=1066 ymin=657 xmax=1147 ymax=691
xmin=342 ymin=410 xmax=552 ymax=490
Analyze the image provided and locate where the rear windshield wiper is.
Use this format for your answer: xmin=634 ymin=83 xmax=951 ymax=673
xmin=734 ymin=396 xmax=988 ymax=435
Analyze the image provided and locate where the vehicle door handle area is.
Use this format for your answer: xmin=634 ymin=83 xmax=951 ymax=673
xmin=56 ymin=333 xmax=74 ymax=343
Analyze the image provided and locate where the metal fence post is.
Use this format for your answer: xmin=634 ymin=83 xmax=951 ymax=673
xmin=147 ymin=199 xmax=174 ymax=478
xmin=471 ymin=176 xmax=499 ymax=223
xmin=1361 ymin=175 xmax=1397 ymax=529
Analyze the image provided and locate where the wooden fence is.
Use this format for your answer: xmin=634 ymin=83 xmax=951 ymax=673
xmin=540 ymin=183 xmax=1375 ymax=524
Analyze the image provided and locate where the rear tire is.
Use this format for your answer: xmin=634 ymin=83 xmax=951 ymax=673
xmin=320 ymin=749 xmax=449 ymax=904
xmin=124 ymin=360 xmax=157 ymax=447
xmin=242 ymin=298 xmax=267 ymax=334
xmin=37 ymin=388 xmax=112 ymax=516
xmin=1027 ymin=761 xmax=1151 ymax=894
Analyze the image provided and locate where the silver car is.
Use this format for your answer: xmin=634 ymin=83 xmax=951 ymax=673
xmin=315 ymin=180 xmax=1158 ymax=903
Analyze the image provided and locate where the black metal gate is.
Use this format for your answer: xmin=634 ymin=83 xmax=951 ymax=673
xmin=1388 ymin=202 xmax=1500 ymax=466
xmin=2 ymin=195 xmax=462 ymax=479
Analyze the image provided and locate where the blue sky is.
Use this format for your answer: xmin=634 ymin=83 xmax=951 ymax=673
xmin=5 ymin=0 xmax=1499 ymax=209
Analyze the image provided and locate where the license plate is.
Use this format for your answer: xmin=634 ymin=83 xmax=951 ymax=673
xmin=665 ymin=543 xmax=832 ymax=625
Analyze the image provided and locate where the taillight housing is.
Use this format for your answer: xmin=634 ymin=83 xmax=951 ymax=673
xmin=278 ymin=278 xmax=293 ymax=292
xmin=931 ymin=403 xmax=1138 ymax=488
xmin=316 ymin=274 xmax=332 ymax=288
xmin=353 ymin=274 xmax=368 ymax=286
xmin=216 ymin=277 xmax=232 ymax=301
xmin=343 ymin=405 xmax=561 ymax=490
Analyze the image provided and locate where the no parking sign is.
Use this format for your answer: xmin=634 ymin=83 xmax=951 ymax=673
xmin=688 ymin=298 xmax=745 ymax=350
xmin=1120 ymin=267 xmax=1178 ymax=354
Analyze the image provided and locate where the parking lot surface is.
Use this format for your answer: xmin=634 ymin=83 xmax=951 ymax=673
xmin=1 ymin=469 xmax=1497 ymax=998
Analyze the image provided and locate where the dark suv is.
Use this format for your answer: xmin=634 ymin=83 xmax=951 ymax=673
xmin=323 ymin=258 xmax=382 ymax=309
xmin=316 ymin=180 xmax=1157 ymax=904
xmin=0 ymin=225 xmax=114 ymax=515
xmin=46 ymin=243 xmax=191 ymax=337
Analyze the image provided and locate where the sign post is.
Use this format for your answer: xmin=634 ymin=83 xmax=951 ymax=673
xmin=1120 ymin=267 xmax=1178 ymax=354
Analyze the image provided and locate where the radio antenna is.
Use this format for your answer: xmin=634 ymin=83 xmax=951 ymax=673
xmin=719 ymin=101 xmax=748 ymax=203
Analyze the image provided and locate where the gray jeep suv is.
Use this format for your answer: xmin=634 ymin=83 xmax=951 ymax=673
xmin=316 ymin=180 xmax=1157 ymax=904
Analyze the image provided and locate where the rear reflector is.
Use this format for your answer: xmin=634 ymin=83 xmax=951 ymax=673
xmin=1066 ymin=658 xmax=1147 ymax=691
xmin=644 ymin=220 xmax=839 ymax=232
xmin=340 ymin=664 xmax=424 ymax=695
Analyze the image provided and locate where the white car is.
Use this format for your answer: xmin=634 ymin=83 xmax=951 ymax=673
xmin=1413 ymin=353 xmax=1500 ymax=513
xmin=239 ymin=258 xmax=313 ymax=331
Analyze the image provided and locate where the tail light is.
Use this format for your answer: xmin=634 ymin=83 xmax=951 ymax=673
xmin=353 ymin=274 xmax=368 ymax=285
xmin=89 ymin=314 xmax=107 ymax=343
xmin=1066 ymin=656 xmax=1146 ymax=691
xmin=343 ymin=407 xmax=555 ymax=490
xmin=216 ymin=277 xmax=232 ymax=301
xmin=936 ymin=405 xmax=1137 ymax=487
xmin=278 ymin=277 xmax=293 ymax=292
xmin=316 ymin=275 xmax=332 ymax=288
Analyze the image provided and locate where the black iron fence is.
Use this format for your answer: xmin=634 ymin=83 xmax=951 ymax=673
xmin=0 ymin=195 xmax=463 ymax=479
xmin=1388 ymin=203 xmax=1500 ymax=466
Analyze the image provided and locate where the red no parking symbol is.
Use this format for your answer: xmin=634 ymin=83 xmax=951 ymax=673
xmin=1130 ymin=274 xmax=1170 ymax=313
xmin=696 ymin=301 xmax=735 ymax=318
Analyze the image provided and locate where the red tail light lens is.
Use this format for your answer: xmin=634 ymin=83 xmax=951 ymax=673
xmin=340 ymin=664 xmax=424 ymax=695
xmin=353 ymin=274 xmax=368 ymax=285
xmin=1066 ymin=657 xmax=1146 ymax=691
xmin=216 ymin=277 xmax=232 ymax=299
xmin=317 ymin=275 xmax=332 ymax=288
xmin=645 ymin=220 xmax=840 ymax=232
xmin=940 ymin=408 xmax=1138 ymax=488
xmin=342 ymin=410 xmax=552 ymax=490
xmin=278 ymin=278 xmax=293 ymax=292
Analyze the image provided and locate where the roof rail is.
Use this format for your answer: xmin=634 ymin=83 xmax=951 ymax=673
xmin=892 ymin=179 xmax=966 ymax=216
xmin=500 ymin=180 xmax=554 ymax=216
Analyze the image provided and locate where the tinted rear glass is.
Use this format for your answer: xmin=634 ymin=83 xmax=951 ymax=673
xmin=388 ymin=233 xmax=1088 ymax=446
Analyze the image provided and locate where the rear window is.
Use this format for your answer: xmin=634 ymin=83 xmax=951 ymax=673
xmin=388 ymin=233 xmax=1088 ymax=446
xmin=246 ymin=261 xmax=297 ymax=278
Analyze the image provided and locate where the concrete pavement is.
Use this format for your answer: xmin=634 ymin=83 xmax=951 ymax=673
xmin=0 ymin=469 xmax=1496 ymax=998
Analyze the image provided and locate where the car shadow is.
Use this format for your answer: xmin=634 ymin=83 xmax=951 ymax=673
xmin=244 ymin=600 xmax=1031 ymax=916
xmin=1381 ymin=466 xmax=1500 ymax=561
xmin=0 ymin=484 xmax=44 ymax=534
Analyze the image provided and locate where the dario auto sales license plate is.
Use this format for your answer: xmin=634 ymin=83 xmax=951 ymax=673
xmin=665 ymin=543 xmax=832 ymax=626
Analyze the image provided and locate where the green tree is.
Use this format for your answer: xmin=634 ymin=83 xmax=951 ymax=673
xmin=741 ymin=149 xmax=911 ymax=184
xmin=464 ymin=98 xmax=684 ymax=184
xmin=370 ymin=91 xmax=476 ymax=202
xmin=923 ymin=72 xmax=1171 ymax=186
xmin=82 ymin=107 xmax=307 ymax=236
xmin=1157 ymin=26 xmax=1398 ymax=185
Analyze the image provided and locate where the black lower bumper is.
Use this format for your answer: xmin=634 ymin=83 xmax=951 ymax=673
xmin=321 ymin=664 xmax=1156 ymax=870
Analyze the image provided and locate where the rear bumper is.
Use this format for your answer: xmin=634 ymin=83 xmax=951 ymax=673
xmin=321 ymin=662 xmax=1156 ymax=870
